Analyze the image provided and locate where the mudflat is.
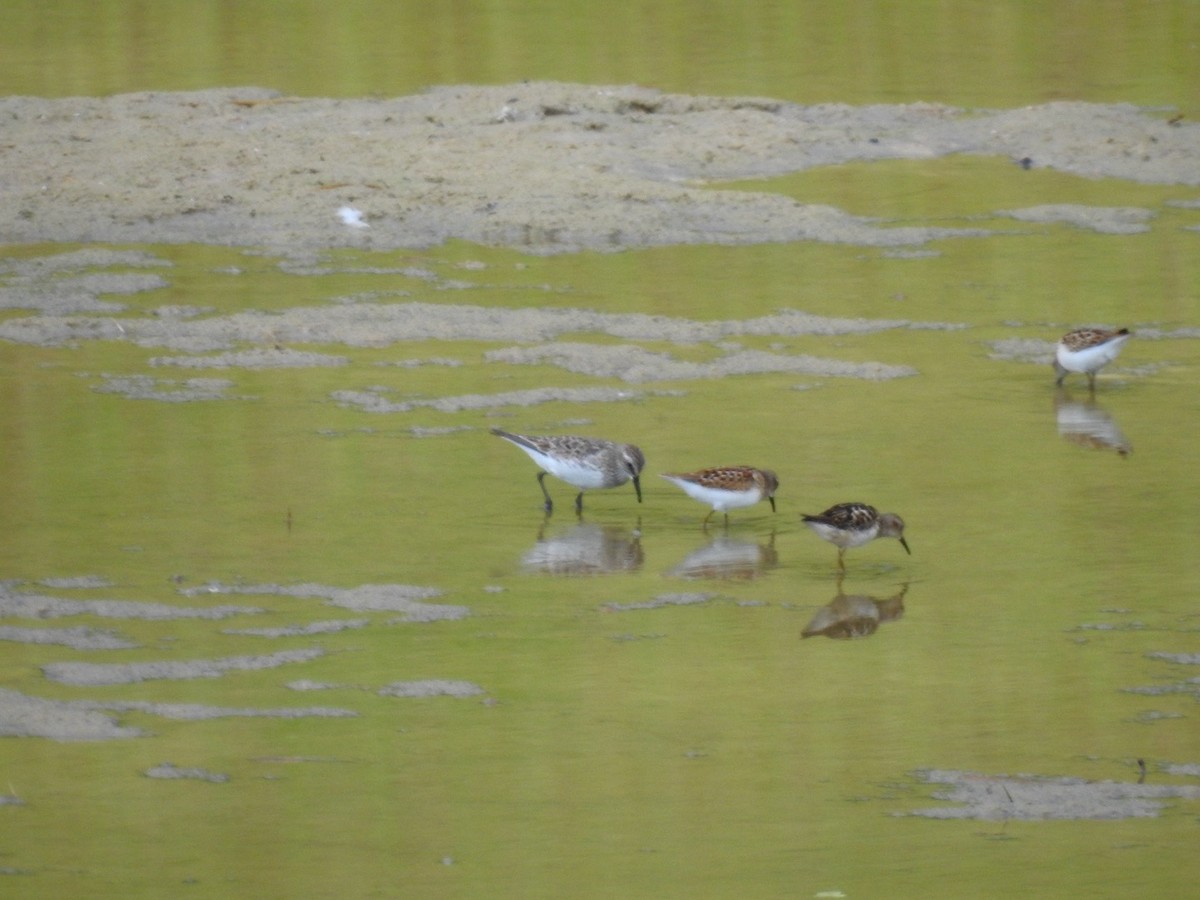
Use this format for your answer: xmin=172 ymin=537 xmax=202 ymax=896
xmin=3 ymin=83 xmax=1197 ymax=253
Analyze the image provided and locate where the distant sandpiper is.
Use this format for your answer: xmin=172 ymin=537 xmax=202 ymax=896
xmin=801 ymin=502 xmax=910 ymax=571
xmin=491 ymin=428 xmax=645 ymax=514
xmin=1054 ymin=327 xmax=1132 ymax=390
xmin=660 ymin=466 xmax=778 ymax=526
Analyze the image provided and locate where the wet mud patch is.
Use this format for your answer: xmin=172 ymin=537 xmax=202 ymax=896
xmin=145 ymin=763 xmax=229 ymax=783
xmin=0 ymin=683 xmax=359 ymax=741
xmin=0 ymin=625 xmax=138 ymax=651
xmin=0 ymin=249 xmax=172 ymax=313
xmin=0 ymin=688 xmax=145 ymax=741
xmin=37 ymin=575 xmax=114 ymax=590
xmin=988 ymin=336 xmax=1065 ymax=366
xmin=224 ymin=619 xmax=371 ymax=638
xmin=902 ymin=768 xmax=1200 ymax=820
xmin=92 ymin=374 xmax=239 ymax=401
xmin=0 ymin=578 xmax=472 ymax=739
xmin=1 ymin=292 xmax=948 ymax=411
xmin=149 ymin=348 xmax=350 ymax=369
xmin=332 ymin=385 xmax=653 ymax=414
xmin=0 ymin=299 xmax=964 ymax=351
xmin=377 ymin=680 xmax=486 ymax=698
xmin=284 ymin=679 xmax=489 ymax=699
xmin=486 ymin=342 xmax=916 ymax=382
xmin=1163 ymin=762 xmax=1200 ymax=777
xmin=42 ymin=647 xmax=327 ymax=686
xmin=603 ymin=592 xmax=726 ymax=611
xmin=89 ymin=699 xmax=356 ymax=722
xmin=1125 ymin=650 xmax=1200 ymax=702
xmin=181 ymin=581 xmax=466 ymax=621
xmin=996 ymin=204 xmax=1155 ymax=234
xmin=0 ymin=583 xmax=263 ymax=623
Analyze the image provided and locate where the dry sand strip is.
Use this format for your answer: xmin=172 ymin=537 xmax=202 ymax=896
xmin=3 ymin=84 xmax=1196 ymax=253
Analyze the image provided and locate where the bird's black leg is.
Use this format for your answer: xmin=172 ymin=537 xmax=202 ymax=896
xmin=537 ymin=471 xmax=554 ymax=513
xmin=574 ymin=491 xmax=584 ymax=516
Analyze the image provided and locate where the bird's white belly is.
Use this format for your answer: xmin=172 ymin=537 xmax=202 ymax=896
xmin=518 ymin=447 xmax=610 ymax=489
xmin=807 ymin=521 xmax=879 ymax=549
xmin=671 ymin=478 xmax=761 ymax=512
xmin=1057 ymin=336 xmax=1129 ymax=373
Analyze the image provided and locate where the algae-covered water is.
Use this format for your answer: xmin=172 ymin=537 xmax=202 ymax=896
xmin=3 ymin=2 xmax=1200 ymax=898
xmin=4 ymin=228 xmax=1198 ymax=898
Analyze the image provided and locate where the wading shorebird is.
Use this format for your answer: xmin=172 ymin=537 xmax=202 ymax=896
xmin=660 ymin=466 xmax=778 ymax=527
xmin=1054 ymin=327 xmax=1132 ymax=390
xmin=490 ymin=428 xmax=645 ymax=515
xmin=801 ymin=502 xmax=910 ymax=571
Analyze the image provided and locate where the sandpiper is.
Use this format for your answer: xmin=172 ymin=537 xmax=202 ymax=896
xmin=660 ymin=466 xmax=778 ymax=527
xmin=490 ymin=428 xmax=645 ymax=514
xmin=1054 ymin=327 xmax=1132 ymax=390
xmin=801 ymin=502 xmax=910 ymax=571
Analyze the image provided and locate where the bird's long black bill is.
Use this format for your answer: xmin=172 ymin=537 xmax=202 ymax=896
xmin=899 ymin=536 xmax=912 ymax=555
xmin=768 ymin=497 xmax=776 ymax=513
xmin=633 ymin=476 xmax=643 ymax=503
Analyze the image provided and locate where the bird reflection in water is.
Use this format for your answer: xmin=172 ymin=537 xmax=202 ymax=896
xmin=1054 ymin=389 xmax=1132 ymax=456
xmin=801 ymin=581 xmax=908 ymax=640
xmin=520 ymin=519 xmax=644 ymax=576
xmin=665 ymin=532 xmax=778 ymax=581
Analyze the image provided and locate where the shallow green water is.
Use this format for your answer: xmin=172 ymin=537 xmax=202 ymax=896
xmin=4 ymin=3 xmax=1200 ymax=899
xmin=3 ymin=230 xmax=1198 ymax=897
xmin=4 ymin=0 xmax=1199 ymax=113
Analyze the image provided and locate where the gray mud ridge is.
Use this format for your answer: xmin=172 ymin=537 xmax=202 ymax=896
xmin=149 ymin=348 xmax=350 ymax=369
xmin=0 ymin=293 xmax=951 ymax=388
xmin=0 ymin=249 xmax=172 ymax=313
xmin=0 ymin=625 xmax=138 ymax=651
xmin=485 ymin=342 xmax=916 ymax=382
xmin=332 ymin=385 xmax=652 ymax=414
xmin=986 ymin=337 xmax=1059 ymax=366
xmin=3 ymin=85 xmax=1197 ymax=254
xmin=38 ymin=575 xmax=114 ymax=589
xmin=377 ymin=680 xmax=486 ymax=698
xmin=0 ymin=687 xmax=357 ymax=742
xmin=42 ymin=647 xmax=327 ymax=685
xmin=0 ymin=248 xmax=960 ymax=391
xmin=1 ymin=578 xmax=469 ymax=741
xmin=0 ymin=688 xmax=145 ymax=741
xmin=0 ymin=584 xmax=263 ymax=623
xmin=1125 ymin=650 xmax=1200 ymax=700
xmin=91 ymin=698 xmax=356 ymax=721
xmin=603 ymin=592 xmax=723 ymax=612
xmin=905 ymin=768 xmax=1200 ymax=820
xmin=224 ymin=618 xmax=371 ymax=638
xmin=181 ymin=581 xmax=467 ymax=621
xmin=0 ymin=299 xmax=963 ymax=351
xmin=996 ymin=204 xmax=1155 ymax=234
xmin=145 ymin=763 xmax=229 ymax=783
xmin=285 ymin=679 xmax=488 ymax=698
xmin=93 ymin=374 xmax=239 ymax=402
xmin=0 ymin=579 xmax=461 ymax=641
